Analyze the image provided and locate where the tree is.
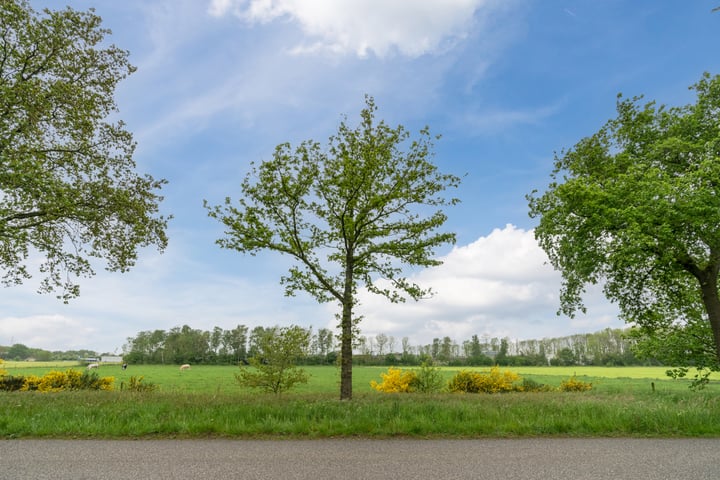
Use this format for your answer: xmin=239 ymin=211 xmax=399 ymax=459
xmin=528 ymin=72 xmax=720 ymax=372
xmin=495 ymin=338 xmax=509 ymax=365
xmin=235 ymin=325 xmax=310 ymax=395
xmin=6 ymin=343 xmax=30 ymax=360
xmin=0 ymin=1 xmax=168 ymax=300
xmin=206 ymin=97 xmax=460 ymax=399
xmin=375 ymin=333 xmax=388 ymax=356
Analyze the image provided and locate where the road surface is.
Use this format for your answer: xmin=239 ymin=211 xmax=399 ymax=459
xmin=1 ymin=438 xmax=718 ymax=479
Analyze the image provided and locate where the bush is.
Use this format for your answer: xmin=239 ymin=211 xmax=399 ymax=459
xmin=17 ymin=369 xmax=114 ymax=392
xmin=371 ymin=367 xmax=418 ymax=393
xmin=448 ymin=367 xmax=521 ymax=394
xmin=0 ymin=375 xmax=26 ymax=391
xmin=521 ymin=378 xmax=554 ymax=392
xmin=0 ymin=358 xmax=6 ymax=377
xmin=410 ymin=361 xmax=444 ymax=393
xmin=122 ymin=375 xmax=158 ymax=392
xmin=559 ymin=375 xmax=592 ymax=392
xmin=446 ymin=370 xmax=478 ymax=393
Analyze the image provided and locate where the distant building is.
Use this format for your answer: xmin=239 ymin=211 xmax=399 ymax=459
xmin=100 ymin=356 xmax=123 ymax=364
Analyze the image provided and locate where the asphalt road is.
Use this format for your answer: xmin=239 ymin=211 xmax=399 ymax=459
xmin=1 ymin=438 xmax=718 ymax=479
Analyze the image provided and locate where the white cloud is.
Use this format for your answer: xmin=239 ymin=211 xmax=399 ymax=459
xmin=459 ymin=101 xmax=565 ymax=135
xmin=208 ymin=0 xmax=501 ymax=58
xmin=0 ymin=315 xmax=98 ymax=352
xmin=355 ymin=224 xmax=622 ymax=345
xmin=0 ymin=224 xmax=622 ymax=353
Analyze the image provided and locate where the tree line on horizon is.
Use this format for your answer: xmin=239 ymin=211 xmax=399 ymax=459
xmin=111 ymin=324 xmax=644 ymax=367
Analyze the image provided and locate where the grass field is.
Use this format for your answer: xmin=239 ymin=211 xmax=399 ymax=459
xmin=2 ymin=363 xmax=719 ymax=438
xmin=1 ymin=362 xmax=715 ymax=394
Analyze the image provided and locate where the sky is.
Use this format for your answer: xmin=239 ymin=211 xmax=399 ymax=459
xmin=1 ymin=0 xmax=719 ymax=354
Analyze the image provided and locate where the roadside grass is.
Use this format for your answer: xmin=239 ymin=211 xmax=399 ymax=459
xmin=2 ymin=364 xmax=720 ymax=438
xmin=2 ymin=389 xmax=719 ymax=438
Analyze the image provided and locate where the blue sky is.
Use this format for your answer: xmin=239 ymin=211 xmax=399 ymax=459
xmin=1 ymin=0 xmax=718 ymax=354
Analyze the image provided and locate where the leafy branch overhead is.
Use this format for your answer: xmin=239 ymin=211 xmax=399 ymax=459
xmin=0 ymin=0 xmax=169 ymax=300
xmin=528 ymin=72 xmax=720 ymax=372
xmin=206 ymin=96 xmax=461 ymax=399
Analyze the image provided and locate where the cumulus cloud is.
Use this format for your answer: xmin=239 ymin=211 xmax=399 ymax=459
xmin=208 ymin=0 xmax=500 ymax=57
xmin=354 ymin=224 xmax=622 ymax=345
xmin=0 ymin=315 xmax=98 ymax=352
xmin=0 ymin=225 xmax=622 ymax=353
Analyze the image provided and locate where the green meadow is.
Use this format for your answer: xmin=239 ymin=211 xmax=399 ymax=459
xmin=2 ymin=363 xmax=720 ymax=438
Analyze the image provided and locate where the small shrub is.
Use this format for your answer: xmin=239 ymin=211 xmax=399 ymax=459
xmin=448 ymin=367 xmax=522 ymax=394
xmin=371 ymin=367 xmax=418 ymax=393
xmin=0 ymin=358 xmax=6 ymax=377
xmin=0 ymin=375 xmax=26 ymax=391
xmin=410 ymin=361 xmax=445 ymax=393
xmin=447 ymin=370 xmax=479 ymax=393
xmin=79 ymin=371 xmax=115 ymax=391
xmin=122 ymin=375 xmax=158 ymax=392
xmin=559 ymin=375 xmax=592 ymax=392
xmin=521 ymin=378 xmax=554 ymax=392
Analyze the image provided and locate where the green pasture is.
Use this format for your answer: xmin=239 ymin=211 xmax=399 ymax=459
xmin=2 ymin=362 xmax=716 ymax=394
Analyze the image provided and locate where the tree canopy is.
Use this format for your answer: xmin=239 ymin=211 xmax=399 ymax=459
xmin=206 ymin=96 xmax=460 ymax=399
xmin=0 ymin=0 xmax=168 ymax=300
xmin=528 ymin=72 xmax=720 ymax=372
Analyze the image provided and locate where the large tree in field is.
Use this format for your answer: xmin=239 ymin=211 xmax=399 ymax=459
xmin=206 ymin=97 xmax=460 ymax=400
xmin=0 ymin=1 xmax=168 ymax=300
xmin=528 ymin=73 xmax=720 ymax=374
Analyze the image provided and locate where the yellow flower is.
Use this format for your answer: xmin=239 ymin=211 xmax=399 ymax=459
xmin=370 ymin=367 xmax=418 ymax=393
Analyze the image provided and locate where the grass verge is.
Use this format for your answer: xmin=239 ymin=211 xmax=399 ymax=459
xmin=2 ymin=389 xmax=720 ymax=439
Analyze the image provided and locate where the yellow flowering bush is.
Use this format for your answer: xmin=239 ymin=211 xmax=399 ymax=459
xmin=448 ymin=366 xmax=521 ymax=394
xmin=0 ymin=358 xmax=6 ymax=377
xmin=21 ymin=374 xmax=42 ymax=391
xmin=37 ymin=370 xmax=72 ymax=392
xmin=97 ymin=376 xmax=115 ymax=391
xmin=370 ymin=367 xmax=418 ymax=393
xmin=18 ymin=369 xmax=114 ymax=392
xmin=559 ymin=375 xmax=592 ymax=392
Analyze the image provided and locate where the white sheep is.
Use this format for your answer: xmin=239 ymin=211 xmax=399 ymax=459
xmin=87 ymin=363 xmax=99 ymax=369
xmin=179 ymin=364 xmax=190 ymax=371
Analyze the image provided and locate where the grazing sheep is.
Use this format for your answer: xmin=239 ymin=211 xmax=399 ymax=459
xmin=180 ymin=364 xmax=190 ymax=371
xmin=87 ymin=363 xmax=99 ymax=370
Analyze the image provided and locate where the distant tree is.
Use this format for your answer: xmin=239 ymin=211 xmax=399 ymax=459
xmin=529 ymin=73 xmax=720 ymax=375
xmin=314 ymin=327 xmax=335 ymax=362
xmin=495 ymin=338 xmax=509 ymax=365
xmin=247 ymin=326 xmax=268 ymax=358
xmin=0 ymin=1 xmax=168 ymax=300
xmin=554 ymin=347 xmax=577 ymax=367
xmin=375 ymin=333 xmax=389 ymax=356
xmin=223 ymin=325 xmax=248 ymax=363
xmin=235 ymin=325 xmax=311 ymax=395
xmin=401 ymin=336 xmax=411 ymax=354
xmin=7 ymin=343 xmax=30 ymax=360
xmin=206 ymin=97 xmax=460 ymax=399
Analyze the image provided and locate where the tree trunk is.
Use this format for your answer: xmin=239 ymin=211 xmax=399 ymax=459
xmin=339 ymin=256 xmax=355 ymax=400
xmin=340 ymin=299 xmax=353 ymax=400
xmin=698 ymin=271 xmax=720 ymax=364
